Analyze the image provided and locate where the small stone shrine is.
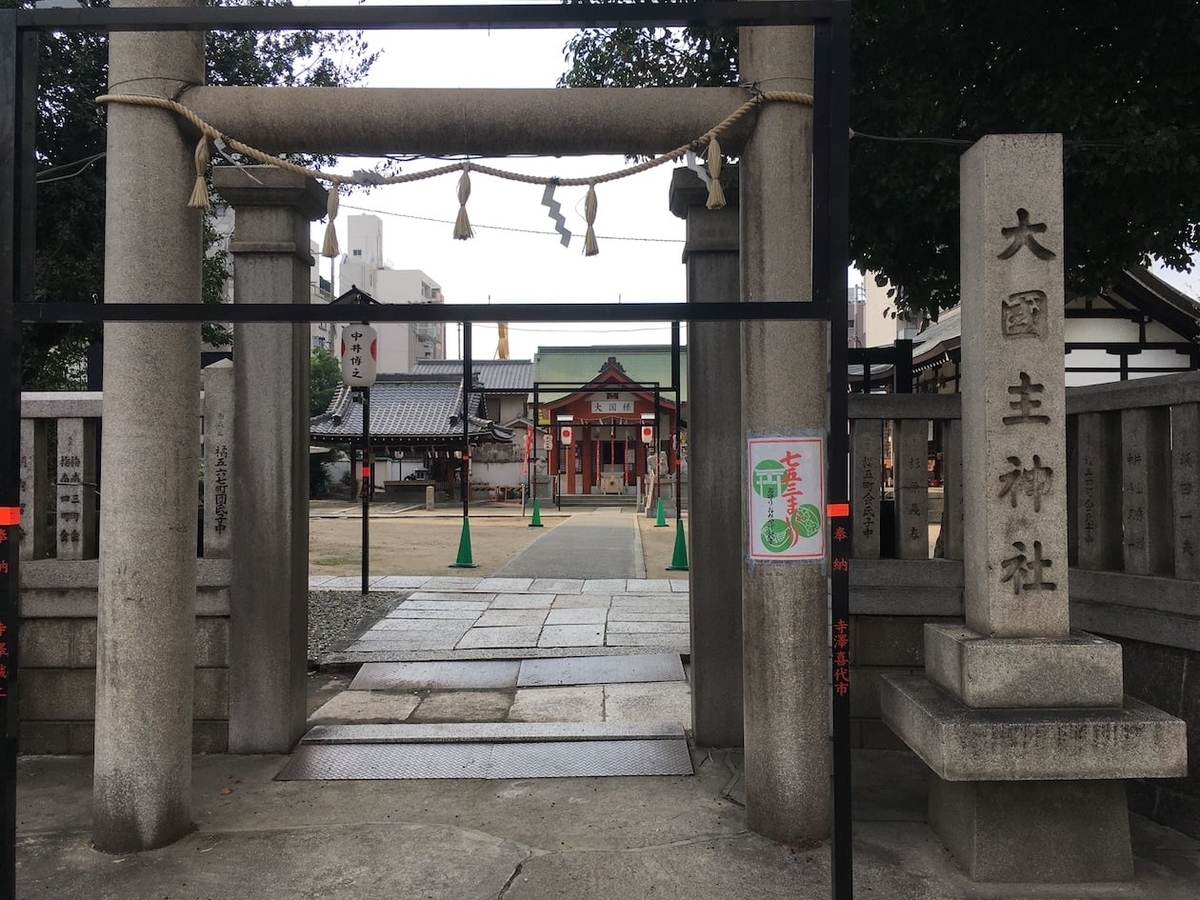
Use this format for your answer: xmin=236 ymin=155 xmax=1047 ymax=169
xmin=881 ymin=134 xmax=1187 ymax=882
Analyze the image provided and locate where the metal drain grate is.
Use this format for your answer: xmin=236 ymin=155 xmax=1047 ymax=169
xmin=277 ymin=738 xmax=693 ymax=780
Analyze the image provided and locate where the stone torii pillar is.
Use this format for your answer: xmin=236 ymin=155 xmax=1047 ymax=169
xmin=213 ymin=166 xmax=325 ymax=753
xmin=738 ymin=22 xmax=831 ymax=841
xmin=669 ymin=169 xmax=744 ymax=748
xmin=93 ymin=0 xmax=204 ymax=853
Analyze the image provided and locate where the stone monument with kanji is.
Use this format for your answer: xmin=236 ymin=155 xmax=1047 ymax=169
xmin=881 ymin=134 xmax=1187 ymax=883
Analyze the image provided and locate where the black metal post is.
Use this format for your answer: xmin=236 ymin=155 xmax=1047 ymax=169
xmin=0 ymin=16 xmax=18 ymax=900
xmin=894 ymin=338 xmax=914 ymax=394
xmin=361 ymin=386 xmax=370 ymax=595
xmin=815 ymin=5 xmax=854 ymax=899
xmin=0 ymin=16 xmax=34 ymax=900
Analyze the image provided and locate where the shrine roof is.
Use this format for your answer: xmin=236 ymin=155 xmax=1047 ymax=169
xmin=532 ymin=345 xmax=689 ymax=402
xmin=908 ymin=268 xmax=1199 ymax=370
xmin=310 ymin=375 xmax=511 ymax=445
xmin=412 ymin=359 xmax=533 ymax=393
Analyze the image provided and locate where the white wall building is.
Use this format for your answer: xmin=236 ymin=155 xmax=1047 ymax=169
xmin=338 ymin=214 xmax=447 ymax=373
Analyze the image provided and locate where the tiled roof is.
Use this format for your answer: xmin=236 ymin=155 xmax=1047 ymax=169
xmin=412 ymin=359 xmax=533 ymax=393
xmin=912 ymin=306 xmax=963 ymax=364
xmin=532 ymin=346 xmax=689 ymax=402
xmin=311 ymin=375 xmax=510 ymax=443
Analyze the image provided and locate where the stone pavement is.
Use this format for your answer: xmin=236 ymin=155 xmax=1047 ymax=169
xmin=18 ymin=742 xmax=1200 ymax=899
xmin=15 ymin=507 xmax=1200 ymax=897
xmin=308 ymin=508 xmax=693 ymax=744
xmin=316 ymin=574 xmax=689 ymax=664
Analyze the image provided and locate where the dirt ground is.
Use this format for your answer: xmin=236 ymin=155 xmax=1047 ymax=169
xmin=309 ymin=511 xmax=691 ymax=579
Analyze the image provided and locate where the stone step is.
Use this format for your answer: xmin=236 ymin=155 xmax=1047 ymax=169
xmin=301 ymin=721 xmax=685 ymax=744
xmin=279 ymin=722 xmax=693 ymax=780
xmin=349 ymin=653 xmax=685 ymax=691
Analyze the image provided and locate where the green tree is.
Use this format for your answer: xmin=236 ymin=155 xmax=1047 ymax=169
xmin=15 ymin=0 xmax=378 ymax=388
xmin=560 ymin=0 xmax=1200 ymax=320
xmin=309 ymin=347 xmax=344 ymax=496
xmin=310 ymin=346 xmax=341 ymax=418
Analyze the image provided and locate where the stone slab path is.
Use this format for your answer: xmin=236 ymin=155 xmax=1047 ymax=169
xmin=314 ymin=575 xmax=690 ymax=663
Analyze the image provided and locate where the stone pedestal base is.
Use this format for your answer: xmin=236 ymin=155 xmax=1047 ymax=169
xmin=881 ymin=673 xmax=1187 ymax=883
xmin=925 ymin=623 xmax=1124 ymax=708
xmin=930 ymin=775 xmax=1132 ymax=882
xmin=881 ymin=674 xmax=1186 ymax=782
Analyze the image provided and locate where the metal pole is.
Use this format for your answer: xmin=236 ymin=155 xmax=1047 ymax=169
xmin=361 ymin=385 xmax=370 ymax=595
xmin=461 ymin=322 xmax=471 ymax=517
xmin=529 ymin=387 xmax=539 ymax=510
xmin=653 ymin=387 xmax=661 ymax=498
xmin=671 ymin=321 xmax=682 ymax=520
xmin=816 ymin=6 xmax=854 ymax=898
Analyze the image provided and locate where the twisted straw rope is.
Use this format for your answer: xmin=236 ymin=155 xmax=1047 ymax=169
xmin=96 ymin=90 xmax=812 ymax=190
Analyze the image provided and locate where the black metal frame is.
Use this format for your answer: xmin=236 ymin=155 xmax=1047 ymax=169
xmin=0 ymin=4 xmax=852 ymax=899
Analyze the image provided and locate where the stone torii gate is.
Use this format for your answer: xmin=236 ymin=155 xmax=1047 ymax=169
xmin=1 ymin=0 xmax=853 ymax=875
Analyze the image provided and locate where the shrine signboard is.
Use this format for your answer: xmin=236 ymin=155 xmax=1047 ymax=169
xmin=747 ymin=435 xmax=825 ymax=560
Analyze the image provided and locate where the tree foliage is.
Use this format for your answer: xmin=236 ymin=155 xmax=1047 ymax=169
xmin=12 ymin=0 xmax=378 ymax=388
xmin=309 ymin=347 xmax=341 ymax=418
xmin=560 ymin=0 xmax=1200 ymax=319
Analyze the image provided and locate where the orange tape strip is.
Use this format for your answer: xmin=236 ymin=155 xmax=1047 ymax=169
xmin=0 ymin=507 xmax=19 ymax=526
xmin=826 ymin=503 xmax=850 ymax=518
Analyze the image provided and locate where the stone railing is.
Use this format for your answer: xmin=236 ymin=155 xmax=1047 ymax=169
xmin=1065 ymin=371 xmax=1200 ymax=646
xmin=17 ymin=365 xmax=232 ymax=754
xmin=844 ymin=371 xmax=1200 ymax=628
xmin=846 ymin=370 xmax=1200 ymax=836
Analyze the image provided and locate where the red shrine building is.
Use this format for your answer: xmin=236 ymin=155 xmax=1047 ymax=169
xmin=535 ymin=352 xmax=684 ymax=497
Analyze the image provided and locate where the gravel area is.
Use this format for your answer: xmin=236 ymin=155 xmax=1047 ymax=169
xmin=308 ymin=590 xmax=406 ymax=664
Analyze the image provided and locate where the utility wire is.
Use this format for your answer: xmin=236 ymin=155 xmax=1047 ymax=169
xmin=35 ymin=151 xmax=108 ymax=183
xmin=341 ymin=202 xmax=685 ymax=244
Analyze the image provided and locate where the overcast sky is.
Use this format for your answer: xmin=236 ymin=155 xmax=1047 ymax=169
xmin=303 ymin=5 xmax=702 ymax=361
xmin=300 ymin=1 xmax=1197 ymax=361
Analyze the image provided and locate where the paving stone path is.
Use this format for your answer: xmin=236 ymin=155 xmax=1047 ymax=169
xmin=314 ymin=575 xmax=689 ymax=663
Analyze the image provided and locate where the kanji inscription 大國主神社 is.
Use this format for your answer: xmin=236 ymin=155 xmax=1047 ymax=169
xmin=997 ymin=208 xmax=1056 ymax=260
xmin=1001 ymin=290 xmax=1047 ymax=338
xmin=1002 ymin=372 xmax=1051 ymax=425
xmin=1000 ymin=539 xmax=1057 ymax=594
xmin=997 ymin=454 xmax=1052 ymax=512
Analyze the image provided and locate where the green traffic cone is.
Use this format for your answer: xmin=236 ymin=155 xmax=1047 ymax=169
xmin=529 ymin=496 xmax=544 ymax=527
xmin=654 ymin=496 xmax=667 ymax=527
xmin=450 ymin=517 xmax=478 ymax=568
xmin=666 ymin=517 xmax=690 ymax=571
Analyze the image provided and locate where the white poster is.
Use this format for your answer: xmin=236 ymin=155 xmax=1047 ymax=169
xmin=747 ymin=435 xmax=826 ymax=560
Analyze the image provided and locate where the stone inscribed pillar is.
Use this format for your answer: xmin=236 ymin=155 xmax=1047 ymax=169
xmin=881 ymin=135 xmax=1187 ymax=884
xmin=892 ymin=419 xmax=929 ymax=560
xmin=55 ymin=418 xmax=97 ymax=560
xmin=202 ymin=360 xmax=233 ymax=559
xmin=1174 ymin=404 xmax=1200 ymax=580
xmin=19 ymin=418 xmax=48 ymax=560
xmin=959 ymin=135 xmax=1068 ymax=638
xmin=213 ymin=166 xmax=324 ymax=753
xmin=849 ymin=419 xmax=882 ymax=559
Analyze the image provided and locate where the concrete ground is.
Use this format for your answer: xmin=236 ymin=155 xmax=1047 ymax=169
xmin=17 ymin=738 xmax=1200 ymax=899
xmin=17 ymin=504 xmax=1200 ymax=898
